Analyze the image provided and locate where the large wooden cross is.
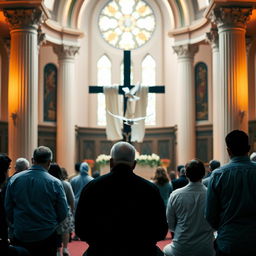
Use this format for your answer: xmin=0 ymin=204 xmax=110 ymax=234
xmin=89 ymin=51 xmax=165 ymax=142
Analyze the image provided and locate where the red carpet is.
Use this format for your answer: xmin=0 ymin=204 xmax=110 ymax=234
xmin=68 ymin=233 xmax=172 ymax=256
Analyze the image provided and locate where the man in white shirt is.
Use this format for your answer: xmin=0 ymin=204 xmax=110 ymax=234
xmin=163 ymin=159 xmax=214 ymax=256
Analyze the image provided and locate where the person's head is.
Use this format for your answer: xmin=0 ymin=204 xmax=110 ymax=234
xmin=209 ymin=160 xmax=220 ymax=172
xmin=153 ymin=167 xmax=169 ymax=185
xmin=250 ymin=152 xmax=256 ymax=162
xmin=185 ymin=159 xmax=205 ymax=182
xmin=225 ymin=130 xmax=250 ymax=157
xmin=179 ymin=167 xmax=186 ymax=176
xmin=15 ymin=158 xmax=30 ymax=173
xmin=32 ymin=146 xmax=53 ymax=170
xmin=92 ymin=170 xmax=100 ymax=178
xmin=110 ymin=142 xmax=136 ymax=169
xmin=169 ymin=170 xmax=176 ymax=181
xmin=0 ymin=154 xmax=11 ymax=185
xmin=48 ymin=163 xmax=63 ymax=180
xmin=75 ymin=162 xmax=81 ymax=173
xmin=177 ymin=165 xmax=184 ymax=173
xmin=80 ymin=162 xmax=89 ymax=175
xmin=61 ymin=167 xmax=68 ymax=180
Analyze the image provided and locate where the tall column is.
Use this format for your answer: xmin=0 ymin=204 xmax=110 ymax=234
xmin=211 ymin=7 xmax=252 ymax=163
xmin=53 ymin=45 xmax=79 ymax=173
xmin=3 ymin=8 xmax=44 ymax=164
xmin=173 ymin=44 xmax=198 ymax=165
xmin=206 ymin=28 xmax=225 ymax=163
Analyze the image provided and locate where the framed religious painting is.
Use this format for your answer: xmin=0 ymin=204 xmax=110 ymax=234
xmin=44 ymin=63 xmax=57 ymax=122
xmin=195 ymin=62 xmax=208 ymax=121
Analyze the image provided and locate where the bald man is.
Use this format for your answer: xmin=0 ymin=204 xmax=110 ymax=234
xmin=75 ymin=142 xmax=168 ymax=256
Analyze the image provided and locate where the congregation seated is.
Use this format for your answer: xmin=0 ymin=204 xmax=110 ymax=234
xmin=163 ymin=159 xmax=214 ymax=256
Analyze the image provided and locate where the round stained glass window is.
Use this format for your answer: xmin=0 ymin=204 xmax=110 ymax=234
xmin=98 ymin=0 xmax=156 ymax=50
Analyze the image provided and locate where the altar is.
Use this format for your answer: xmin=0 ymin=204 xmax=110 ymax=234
xmin=100 ymin=164 xmax=156 ymax=180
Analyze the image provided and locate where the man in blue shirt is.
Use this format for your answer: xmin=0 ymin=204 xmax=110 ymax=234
xmin=5 ymin=146 xmax=68 ymax=256
xmin=206 ymin=130 xmax=256 ymax=256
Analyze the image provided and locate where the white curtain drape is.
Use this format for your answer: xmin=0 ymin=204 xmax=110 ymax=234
xmin=104 ymin=86 xmax=123 ymax=141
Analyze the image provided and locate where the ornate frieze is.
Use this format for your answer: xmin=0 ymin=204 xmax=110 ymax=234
xmin=211 ymin=7 xmax=252 ymax=28
xmin=173 ymin=44 xmax=198 ymax=58
xmin=3 ymin=8 xmax=44 ymax=30
xmin=53 ymin=45 xmax=80 ymax=59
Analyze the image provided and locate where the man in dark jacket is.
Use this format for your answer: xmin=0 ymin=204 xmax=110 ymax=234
xmin=75 ymin=142 xmax=168 ymax=256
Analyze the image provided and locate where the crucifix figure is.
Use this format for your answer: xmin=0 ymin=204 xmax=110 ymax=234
xmin=89 ymin=51 xmax=165 ymax=142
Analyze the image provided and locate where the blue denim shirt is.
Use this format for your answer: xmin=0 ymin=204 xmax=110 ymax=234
xmin=5 ymin=165 xmax=68 ymax=242
xmin=205 ymin=156 xmax=256 ymax=254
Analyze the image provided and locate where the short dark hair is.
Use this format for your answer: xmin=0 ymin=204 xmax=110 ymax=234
xmin=185 ymin=159 xmax=205 ymax=182
xmin=48 ymin=163 xmax=63 ymax=180
xmin=177 ymin=165 xmax=184 ymax=172
xmin=33 ymin=146 xmax=52 ymax=164
xmin=209 ymin=160 xmax=220 ymax=171
xmin=75 ymin=162 xmax=81 ymax=173
xmin=225 ymin=130 xmax=250 ymax=156
xmin=0 ymin=154 xmax=11 ymax=184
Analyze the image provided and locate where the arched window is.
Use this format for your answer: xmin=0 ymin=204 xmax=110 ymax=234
xmin=195 ymin=62 xmax=208 ymax=121
xmin=142 ymin=55 xmax=156 ymax=125
xmin=97 ymin=55 xmax=112 ymax=125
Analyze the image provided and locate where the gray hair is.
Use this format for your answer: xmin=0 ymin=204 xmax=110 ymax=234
xmin=15 ymin=158 xmax=30 ymax=172
xmin=33 ymin=146 xmax=53 ymax=164
xmin=110 ymin=142 xmax=136 ymax=166
xmin=250 ymin=152 xmax=256 ymax=162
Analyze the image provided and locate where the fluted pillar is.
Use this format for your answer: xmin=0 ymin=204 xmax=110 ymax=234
xmin=173 ymin=44 xmax=198 ymax=165
xmin=3 ymin=8 xmax=44 ymax=164
xmin=206 ymin=28 xmax=224 ymax=163
xmin=211 ymin=7 xmax=252 ymax=163
xmin=53 ymin=45 xmax=79 ymax=173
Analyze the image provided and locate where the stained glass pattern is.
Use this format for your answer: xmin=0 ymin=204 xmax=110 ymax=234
xmin=98 ymin=0 xmax=156 ymax=50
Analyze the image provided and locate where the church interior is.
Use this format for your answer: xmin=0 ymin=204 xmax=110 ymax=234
xmin=0 ymin=0 xmax=256 ymax=175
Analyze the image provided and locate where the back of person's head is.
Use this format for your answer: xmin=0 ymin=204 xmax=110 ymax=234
xmin=177 ymin=165 xmax=184 ymax=173
xmin=48 ymin=163 xmax=63 ymax=180
xmin=225 ymin=130 xmax=250 ymax=156
xmin=15 ymin=158 xmax=30 ymax=173
xmin=0 ymin=154 xmax=11 ymax=185
xmin=110 ymin=141 xmax=136 ymax=168
xmin=209 ymin=160 xmax=220 ymax=171
xmin=179 ymin=167 xmax=186 ymax=176
xmin=185 ymin=159 xmax=205 ymax=182
xmin=33 ymin=146 xmax=53 ymax=164
xmin=80 ymin=162 xmax=89 ymax=175
xmin=75 ymin=162 xmax=81 ymax=173
xmin=92 ymin=170 xmax=100 ymax=178
xmin=250 ymin=152 xmax=256 ymax=162
xmin=61 ymin=167 xmax=68 ymax=180
xmin=169 ymin=170 xmax=176 ymax=181
xmin=153 ymin=167 xmax=169 ymax=186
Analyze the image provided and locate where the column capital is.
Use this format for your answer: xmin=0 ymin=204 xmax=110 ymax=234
xmin=210 ymin=7 xmax=252 ymax=29
xmin=3 ymin=8 xmax=45 ymax=30
xmin=173 ymin=44 xmax=198 ymax=58
xmin=206 ymin=27 xmax=219 ymax=49
xmin=53 ymin=45 xmax=80 ymax=60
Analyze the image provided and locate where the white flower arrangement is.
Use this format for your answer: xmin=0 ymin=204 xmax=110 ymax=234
xmin=136 ymin=153 xmax=161 ymax=167
xmin=96 ymin=153 xmax=161 ymax=168
xmin=96 ymin=154 xmax=111 ymax=166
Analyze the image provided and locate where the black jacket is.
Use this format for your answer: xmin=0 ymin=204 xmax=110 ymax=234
xmin=75 ymin=164 xmax=168 ymax=256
